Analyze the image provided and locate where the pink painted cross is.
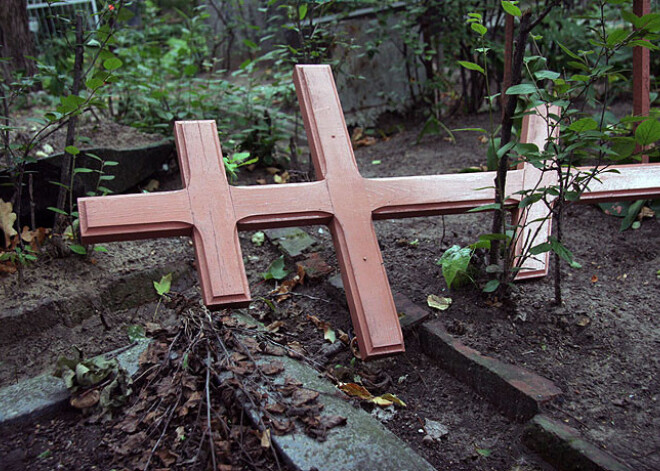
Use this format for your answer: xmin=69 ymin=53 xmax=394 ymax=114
xmin=79 ymin=65 xmax=660 ymax=360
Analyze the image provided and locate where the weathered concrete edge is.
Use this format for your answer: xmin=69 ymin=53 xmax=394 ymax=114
xmin=0 ymin=260 xmax=194 ymax=346
xmin=0 ymin=339 xmax=151 ymax=427
xmin=523 ymin=414 xmax=634 ymax=471
xmin=240 ymin=354 xmax=437 ymax=471
xmin=419 ymin=320 xmax=561 ymax=421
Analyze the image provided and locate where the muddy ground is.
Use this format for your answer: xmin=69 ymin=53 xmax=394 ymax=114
xmin=0 ymin=110 xmax=658 ymax=471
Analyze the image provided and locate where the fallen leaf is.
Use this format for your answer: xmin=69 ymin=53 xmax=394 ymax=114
xmin=143 ymin=179 xmax=159 ymax=192
xmin=70 ymin=389 xmax=101 ymax=409
xmin=323 ymin=325 xmax=336 ymax=344
xmin=291 ymin=388 xmax=319 ymax=406
xmin=0 ymin=199 xmax=18 ymax=247
xmin=427 ymin=294 xmax=452 ymax=311
xmin=260 ymin=429 xmax=271 ymax=448
xmin=478 ymin=135 xmax=488 ymax=144
xmin=155 ymin=448 xmax=178 ymax=467
xmin=639 ymin=206 xmax=655 ymax=219
xmin=265 ymin=167 xmax=280 ymax=175
xmin=271 ymin=418 xmax=295 ymax=434
xmin=338 ymin=383 xmax=373 ymax=400
xmin=337 ymin=329 xmax=350 ymax=345
xmin=319 ymin=415 xmax=347 ymax=429
xmin=576 ymin=315 xmax=591 ymax=327
xmin=265 ymin=320 xmax=285 ymax=333
xmin=377 ymin=393 xmax=406 ymax=407
xmin=260 ymin=361 xmax=285 ymax=376
xmin=591 ymin=275 xmax=598 ymax=283
xmin=266 ymin=403 xmax=286 ymax=414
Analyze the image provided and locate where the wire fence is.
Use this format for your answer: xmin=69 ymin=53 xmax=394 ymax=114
xmin=27 ymin=0 xmax=98 ymax=41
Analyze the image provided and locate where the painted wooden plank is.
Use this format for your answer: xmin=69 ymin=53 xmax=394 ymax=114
xmin=79 ymin=64 xmax=660 ymax=359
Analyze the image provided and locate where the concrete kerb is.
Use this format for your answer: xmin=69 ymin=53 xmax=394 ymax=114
xmin=419 ymin=320 xmax=561 ymax=421
xmin=524 ymin=415 xmax=634 ymax=471
xmin=0 ymin=339 xmax=151 ymax=427
xmin=230 ymin=311 xmax=437 ymax=471
xmin=0 ymin=307 xmax=438 ymax=471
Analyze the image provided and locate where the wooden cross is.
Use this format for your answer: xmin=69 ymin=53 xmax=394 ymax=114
xmin=79 ymin=65 xmax=660 ymax=360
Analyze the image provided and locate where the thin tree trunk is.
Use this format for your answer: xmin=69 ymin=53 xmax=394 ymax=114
xmin=0 ymin=0 xmax=36 ymax=82
xmin=53 ymin=15 xmax=84 ymax=239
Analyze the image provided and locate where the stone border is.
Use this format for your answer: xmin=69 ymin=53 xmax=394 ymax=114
xmin=419 ymin=319 xmax=561 ymax=421
xmin=408 ymin=296 xmax=634 ymax=471
xmin=523 ymin=415 xmax=633 ymax=471
xmin=0 ymin=339 xmax=150 ymax=426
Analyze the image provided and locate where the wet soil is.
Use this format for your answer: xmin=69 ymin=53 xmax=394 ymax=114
xmin=1 ymin=110 xmax=658 ymax=471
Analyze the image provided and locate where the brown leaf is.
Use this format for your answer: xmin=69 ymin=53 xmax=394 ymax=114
xmin=292 ymin=388 xmax=319 ymax=407
xmin=260 ymin=429 xmax=271 ymax=448
xmin=319 ymin=414 xmax=347 ymax=429
xmin=260 ymin=342 xmax=286 ymax=356
xmin=271 ymin=419 xmax=295 ymax=434
xmin=265 ymin=320 xmax=285 ymax=333
xmin=286 ymin=341 xmax=306 ymax=359
xmin=337 ymin=329 xmax=350 ymax=345
xmin=591 ymin=275 xmax=598 ymax=283
xmin=0 ymin=261 xmax=17 ymax=274
xmin=0 ymin=199 xmax=18 ymax=247
xmin=339 ymin=383 xmax=373 ymax=400
xmin=70 ymin=389 xmax=100 ymax=409
xmin=260 ymin=361 xmax=285 ymax=376
xmin=228 ymin=361 xmax=255 ymax=376
xmin=156 ymin=448 xmax=178 ymax=467
xmin=266 ymin=403 xmax=286 ymax=414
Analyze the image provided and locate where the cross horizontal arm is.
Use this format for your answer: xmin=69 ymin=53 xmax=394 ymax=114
xmin=79 ymin=190 xmax=192 ymax=243
xmin=577 ymin=163 xmax=660 ymax=202
xmin=366 ymin=171 xmax=525 ymax=219
xmin=230 ymin=181 xmax=334 ymax=230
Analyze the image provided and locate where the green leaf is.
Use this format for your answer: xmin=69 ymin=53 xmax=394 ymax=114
xmin=476 ymin=448 xmax=492 ymax=457
xmin=65 ymin=145 xmax=80 ymax=155
xmin=69 ymin=244 xmax=87 ymax=255
xmin=126 ymin=325 xmax=147 ymax=342
xmin=549 ymin=237 xmax=579 ymax=268
xmin=94 ymin=245 xmax=108 ymax=253
xmin=183 ymin=64 xmax=198 ymax=76
xmin=262 ymin=255 xmax=289 ymax=281
xmin=437 ymin=245 xmax=473 ymax=289
xmin=471 ymin=22 xmax=487 ymax=36
xmin=243 ymin=39 xmax=258 ymax=50
xmin=557 ymin=41 xmax=580 ymax=59
xmin=153 ymin=272 xmax=173 ymax=296
xmin=103 ymin=57 xmax=123 ymax=71
xmin=505 ymin=83 xmax=537 ymax=95
xmin=299 ymin=4 xmax=308 ymax=20
xmin=251 ymin=231 xmax=265 ymax=246
xmin=568 ymin=117 xmax=598 ymax=132
xmin=530 ymin=242 xmax=551 ymax=255
xmin=86 ymin=78 xmax=104 ymax=90
xmin=457 ymin=61 xmax=484 ymax=74
xmin=483 ymin=280 xmax=500 ymax=293
xmin=534 ymin=70 xmax=560 ymax=81
xmin=73 ymin=167 xmax=94 ymax=174
xmin=501 ymin=1 xmax=521 ymax=17
xmin=620 ymin=199 xmax=645 ymax=231
xmin=468 ymin=203 xmax=501 ymax=212
xmin=47 ymin=206 xmax=69 ymax=216
xmin=634 ymin=118 xmax=660 ymax=146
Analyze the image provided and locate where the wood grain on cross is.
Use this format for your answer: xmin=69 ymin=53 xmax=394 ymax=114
xmin=79 ymin=65 xmax=660 ymax=359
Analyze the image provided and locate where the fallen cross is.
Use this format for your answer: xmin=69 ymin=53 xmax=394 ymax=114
xmin=79 ymin=65 xmax=660 ymax=360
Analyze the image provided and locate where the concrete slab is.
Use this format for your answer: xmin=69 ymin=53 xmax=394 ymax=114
xmin=0 ymin=339 xmax=150 ymax=426
xmin=523 ymin=414 xmax=633 ymax=471
xmin=249 ymin=354 xmax=437 ymax=471
xmin=264 ymin=227 xmax=317 ymax=257
xmin=326 ymin=275 xmax=431 ymax=329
